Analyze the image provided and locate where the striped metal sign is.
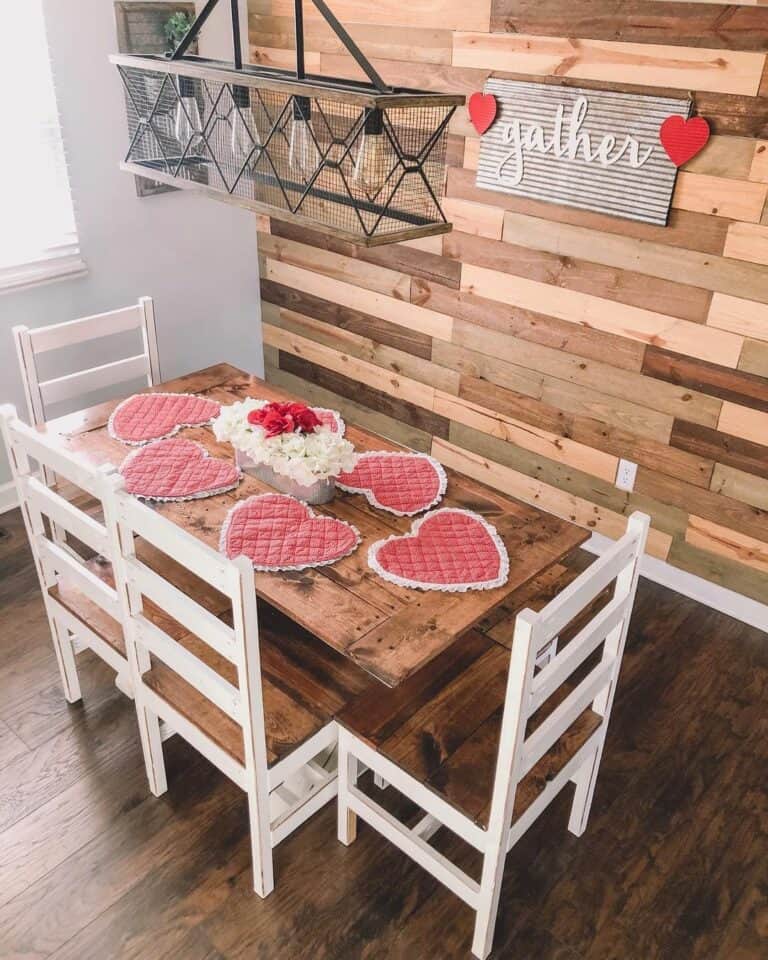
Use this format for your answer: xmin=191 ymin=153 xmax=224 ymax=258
xmin=476 ymin=79 xmax=691 ymax=226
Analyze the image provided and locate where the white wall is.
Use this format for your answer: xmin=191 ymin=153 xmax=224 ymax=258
xmin=0 ymin=0 xmax=262 ymax=487
xmin=198 ymin=0 xmax=250 ymax=63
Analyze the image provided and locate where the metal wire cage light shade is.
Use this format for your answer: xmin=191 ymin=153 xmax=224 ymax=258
xmin=112 ymin=54 xmax=463 ymax=246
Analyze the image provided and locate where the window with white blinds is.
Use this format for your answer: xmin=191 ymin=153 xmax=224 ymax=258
xmin=0 ymin=0 xmax=85 ymax=292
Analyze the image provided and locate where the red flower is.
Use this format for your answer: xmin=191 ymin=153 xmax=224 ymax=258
xmin=247 ymin=401 xmax=321 ymax=438
xmin=285 ymin=402 xmax=322 ymax=433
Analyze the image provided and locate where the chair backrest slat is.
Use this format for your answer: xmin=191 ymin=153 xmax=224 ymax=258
xmin=28 ymin=304 xmax=145 ymax=352
xmin=12 ymin=296 xmax=160 ymax=427
xmin=6 ymin=421 xmax=106 ymax=499
xmin=487 ymin=511 xmax=649 ymax=848
xmin=528 ymin=590 xmax=628 ymax=713
xmin=38 ymin=537 xmax=121 ymax=619
xmin=535 ymin=534 xmax=640 ymax=640
xmin=39 ymin=354 xmax=151 ymax=406
xmin=125 ymin=554 xmax=237 ymax=663
xmin=22 ymin=475 xmax=110 ymax=557
xmin=117 ymin=493 xmax=234 ymax=595
xmin=519 ymin=656 xmax=616 ymax=779
xmin=134 ymin=615 xmax=241 ymax=722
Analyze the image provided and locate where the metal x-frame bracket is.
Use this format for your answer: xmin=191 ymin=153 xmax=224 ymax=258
xmin=171 ymin=0 xmax=391 ymax=92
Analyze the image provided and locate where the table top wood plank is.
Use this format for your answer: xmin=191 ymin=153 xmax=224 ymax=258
xmin=147 ymin=479 xmax=389 ymax=654
xmin=346 ymin=501 xmax=587 ymax=685
xmin=43 ymin=366 xmax=392 ymax=651
xmin=43 ymin=364 xmax=589 ymax=686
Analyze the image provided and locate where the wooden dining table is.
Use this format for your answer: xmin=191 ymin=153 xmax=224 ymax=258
xmin=41 ymin=362 xmax=589 ymax=688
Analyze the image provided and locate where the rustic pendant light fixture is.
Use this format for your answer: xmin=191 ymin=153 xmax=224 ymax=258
xmin=110 ymin=0 xmax=464 ymax=246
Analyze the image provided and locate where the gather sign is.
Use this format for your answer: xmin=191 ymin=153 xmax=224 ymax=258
xmin=475 ymin=79 xmax=691 ymax=226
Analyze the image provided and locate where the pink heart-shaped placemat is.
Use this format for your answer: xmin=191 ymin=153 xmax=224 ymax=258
xmin=369 ymin=508 xmax=509 ymax=592
xmin=220 ymin=493 xmax=360 ymax=571
xmin=108 ymin=393 xmax=221 ymax=445
xmin=314 ymin=406 xmax=345 ymax=434
xmin=120 ymin=438 xmax=241 ymax=501
xmin=337 ymin=452 xmax=447 ymax=516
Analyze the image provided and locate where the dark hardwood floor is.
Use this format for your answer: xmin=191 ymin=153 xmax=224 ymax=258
xmin=0 ymin=505 xmax=766 ymax=960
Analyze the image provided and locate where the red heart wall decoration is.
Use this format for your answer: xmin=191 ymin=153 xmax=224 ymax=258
xmin=468 ymin=92 xmax=497 ymax=136
xmin=659 ymin=115 xmax=710 ymax=167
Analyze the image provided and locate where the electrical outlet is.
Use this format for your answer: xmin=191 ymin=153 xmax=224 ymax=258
xmin=615 ymin=458 xmax=637 ymax=493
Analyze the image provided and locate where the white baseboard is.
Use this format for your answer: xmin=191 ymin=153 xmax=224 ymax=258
xmin=0 ymin=480 xmax=18 ymax=515
xmin=584 ymin=532 xmax=767 ymax=633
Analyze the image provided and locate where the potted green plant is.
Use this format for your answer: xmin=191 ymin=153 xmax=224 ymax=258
xmin=164 ymin=10 xmax=193 ymax=54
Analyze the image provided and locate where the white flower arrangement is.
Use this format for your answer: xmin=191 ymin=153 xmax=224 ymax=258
xmin=212 ymin=398 xmax=357 ymax=487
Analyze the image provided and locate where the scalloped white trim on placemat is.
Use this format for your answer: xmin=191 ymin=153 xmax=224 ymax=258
xmin=313 ymin=405 xmax=345 ymax=436
xmin=119 ymin=439 xmax=242 ymax=503
xmin=219 ymin=492 xmax=361 ymax=572
xmin=368 ymin=507 xmax=510 ymax=593
xmin=336 ymin=450 xmax=448 ymax=516
xmin=107 ymin=392 xmax=221 ymax=446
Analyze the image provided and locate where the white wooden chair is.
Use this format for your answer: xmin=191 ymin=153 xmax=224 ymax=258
xmin=12 ymin=297 xmax=159 ymax=546
xmin=0 ymin=406 xmax=226 ymax=708
xmin=0 ymin=405 xmax=129 ymax=702
xmin=109 ymin=480 xmax=360 ymax=896
xmin=336 ymin=512 xmax=649 ymax=959
xmin=12 ymin=296 xmax=160 ymax=431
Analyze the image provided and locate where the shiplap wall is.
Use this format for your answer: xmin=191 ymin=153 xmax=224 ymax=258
xmin=250 ymin=0 xmax=768 ymax=604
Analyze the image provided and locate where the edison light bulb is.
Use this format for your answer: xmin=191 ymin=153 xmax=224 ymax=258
xmin=231 ymin=85 xmax=260 ymax=162
xmin=353 ymin=108 xmax=387 ymax=196
xmin=288 ymin=97 xmax=320 ymax=179
xmin=175 ymin=77 xmax=202 ymax=148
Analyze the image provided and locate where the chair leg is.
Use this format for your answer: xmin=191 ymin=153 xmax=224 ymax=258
xmin=126 ymin=637 xmax=167 ymax=796
xmin=247 ymin=791 xmax=275 ymax=898
xmin=114 ymin=670 xmax=134 ymax=699
xmin=337 ymin=730 xmax=358 ymax=846
xmin=135 ymin=702 xmax=168 ymax=798
xmin=568 ymin=748 xmax=600 ymax=837
xmin=471 ymin=839 xmax=509 ymax=959
xmin=50 ymin=617 xmax=81 ymax=704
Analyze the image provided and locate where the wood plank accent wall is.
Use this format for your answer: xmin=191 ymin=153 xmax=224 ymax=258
xmin=249 ymin=0 xmax=768 ymax=604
